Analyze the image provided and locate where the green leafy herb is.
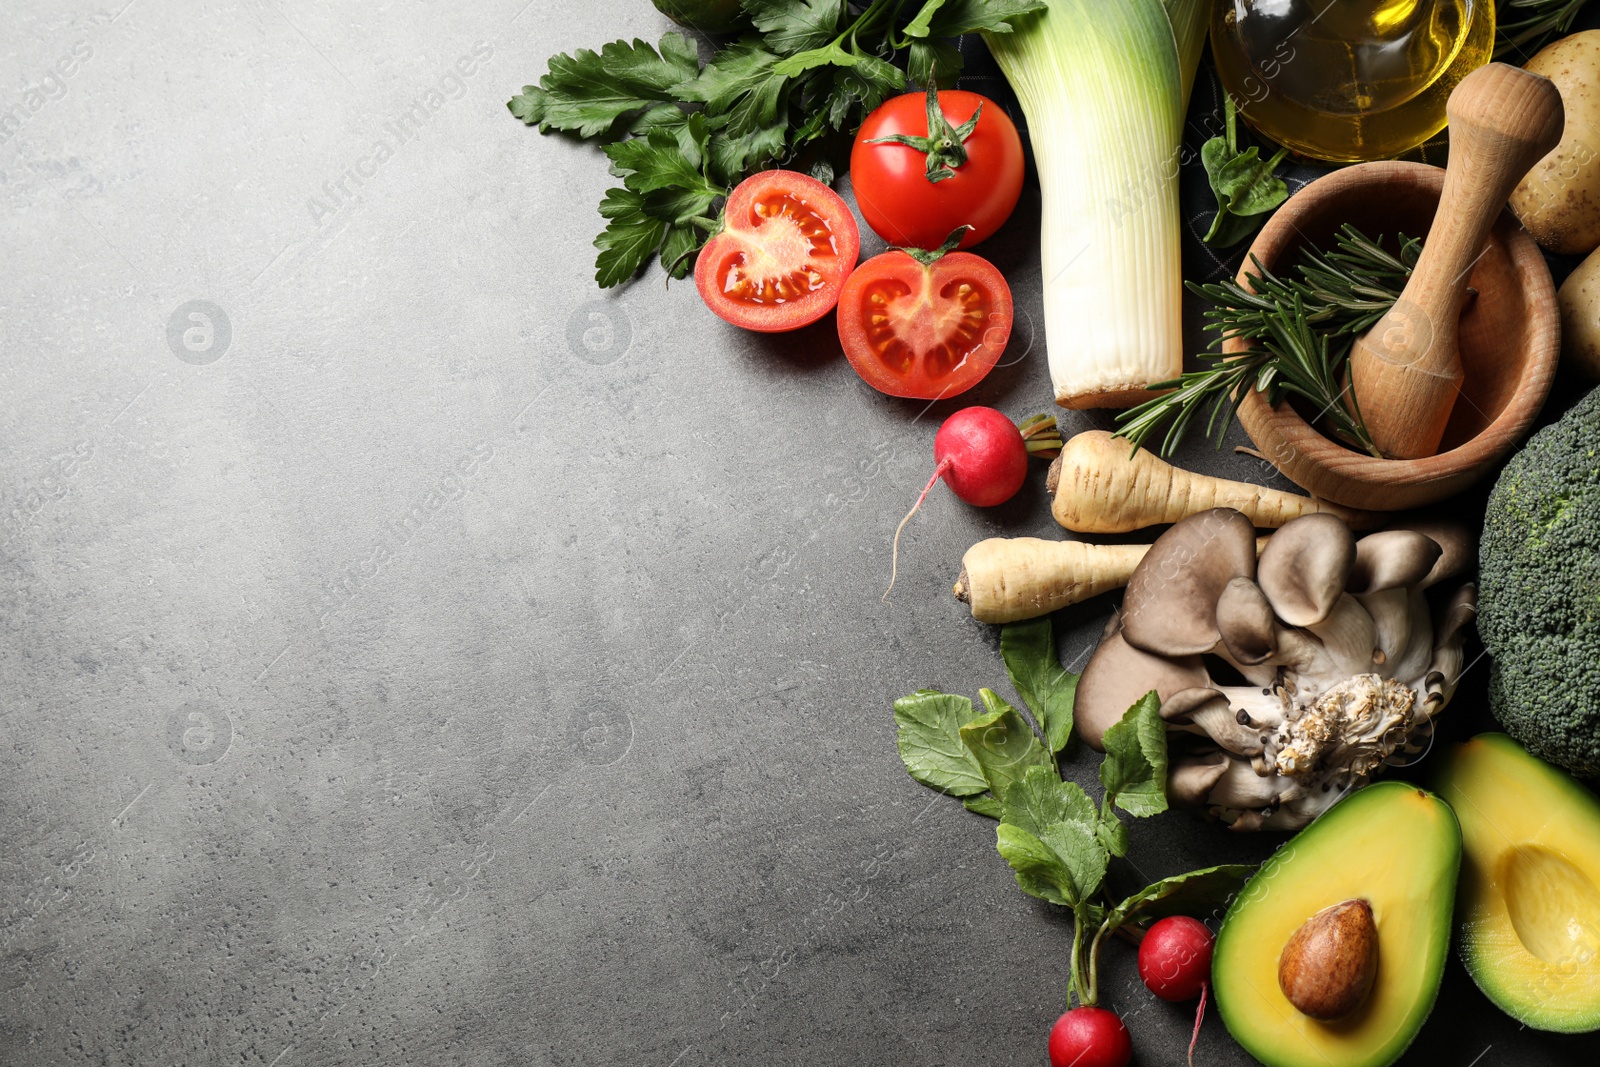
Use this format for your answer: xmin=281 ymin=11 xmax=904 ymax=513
xmin=509 ymin=0 xmax=1046 ymax=286
xmin=508 ymin=33 xmax=701 ymax=138
xmin=1081 ymin=863 xmax=1256 ymax=1007
xmin=1494 ymin=0 xmax=1594 ymax=61
xmin=1099 ymin=690 xmax=1168 ymax=819
xmin=1100 ymin=863 xmax=1256 ymax=934
xmin=959 ymin=688 xmax=1056 ymax=798
xmin=996 ymin=766 xmax=1108 ymax=906
xmin=962 ymin=793 xmax=1004 ymax=818
xmin=1000 ymin=616 xmax=1078 ymax=754
xmin=892 ymin=643 xmax=1256 ymax=1009
xmin=1201 ymin=93 xmax=1289 ymax=248
xmin=1116 ymin=224 xmax=1420 ymax=457
xmin=893 ymin=689 xmax=989 ymax=796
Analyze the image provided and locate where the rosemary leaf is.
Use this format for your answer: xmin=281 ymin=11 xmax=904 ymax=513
xmin=1115 ymin=225 xmax=1413 ymax=457
xmin=1494 ymin=0 xmax=1594 ymax=61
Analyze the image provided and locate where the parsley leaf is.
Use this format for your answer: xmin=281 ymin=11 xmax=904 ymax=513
xmin=659 ymin=223 xmax=699 ymax=280
xmin=893 ymin=689 xmax=989 ymax=797
xmin=907 ymin=39 xmax=963 ymax=88
xmin=921 ymin=0 xmax=1046 ymax=36
xmin=903 ymin=0 xmax=950 ymax=37
xmin=594 ymin=188 xmax=667 ymax=289
xmin=744 ymin=0 xmax=844 ymax=55
xmin=1000 ymin=617 xmax=1078 ymax=755
xmin=508 ymin=33 xmax=700 ymax=138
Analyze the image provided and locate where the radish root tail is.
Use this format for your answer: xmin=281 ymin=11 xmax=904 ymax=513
xmin=884 ymin=458 xmax=953 ymax=603
xmin=1189 ymin=981 xmax=1208 ymax=1067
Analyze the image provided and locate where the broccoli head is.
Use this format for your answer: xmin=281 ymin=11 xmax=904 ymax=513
xmin=1479 ymin=385 xmax=1600 ymax=777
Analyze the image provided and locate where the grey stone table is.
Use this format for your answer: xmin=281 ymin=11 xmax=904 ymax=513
xmin=4 ymin=3 xmax=1598 ymax=1065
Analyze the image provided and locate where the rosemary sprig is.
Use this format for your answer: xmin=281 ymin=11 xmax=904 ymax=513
xmin=1115 ymin=225 xmax=1420 ymax=458
xmin=1494 ymin=0 xmax=1594 ymax=61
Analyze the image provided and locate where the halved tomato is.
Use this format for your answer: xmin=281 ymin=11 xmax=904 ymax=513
xmin=694 ymin=170 xmax=861 ymax=333
xmin=836 ymin=242 xmax=1013 ymax=399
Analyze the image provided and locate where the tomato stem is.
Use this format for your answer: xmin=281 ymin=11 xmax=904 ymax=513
xmin=892 ymin=225 xmax=971 ymax=264
xmin=862 ymin=81 xmax=983 ymax=184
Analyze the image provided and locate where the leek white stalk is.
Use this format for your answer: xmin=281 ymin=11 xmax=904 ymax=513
xmin=984 ymin=0 xmax=1209 ymax=409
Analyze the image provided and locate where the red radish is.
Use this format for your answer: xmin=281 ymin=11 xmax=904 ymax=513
xmin=1138 ymin=915 xmax=1214 ymax=1001
xmin=1047 ymin=1006 xmax=1132 ymax=1067
xmin=884 ymin=407 xmax=1030 ymax=599
xmin=1138 ymin=915 xmax=1216 ymax=1066
xmin=931 ymin=406 xmax=1029 ymax=506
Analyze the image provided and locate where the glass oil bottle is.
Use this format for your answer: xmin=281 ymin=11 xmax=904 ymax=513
xmin=1210 ymin=0 xmax=1496 ymax=162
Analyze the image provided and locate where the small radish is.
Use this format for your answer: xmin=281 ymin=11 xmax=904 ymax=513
xmin=884 ymin=408 xmax=1059 ymax=599
xmin=1138 ymin=915 xmax=1216 ymax=1066
xmin=1047 ymin=1006 xmax=1132 ymax=1067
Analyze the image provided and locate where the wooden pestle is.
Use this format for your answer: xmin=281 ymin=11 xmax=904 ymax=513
xmin=1348 ymin=63 xmax=1564 ymax=460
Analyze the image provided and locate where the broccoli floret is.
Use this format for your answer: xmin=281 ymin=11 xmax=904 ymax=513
xmin=1479 ymin=386 xmax=1600 ymax=777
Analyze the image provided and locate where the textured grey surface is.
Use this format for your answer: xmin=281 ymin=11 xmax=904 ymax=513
xmin=3 ymin=3 xmax=1599 ymax=1066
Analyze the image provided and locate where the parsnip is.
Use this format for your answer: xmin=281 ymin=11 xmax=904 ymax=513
xmin=956 ymin=532 xmax=1271 ymax=624
xmin=1049 ymin=431 xmax=1376 ymax=533
xmin=956 ymin=538 xmax=1150 ymax=624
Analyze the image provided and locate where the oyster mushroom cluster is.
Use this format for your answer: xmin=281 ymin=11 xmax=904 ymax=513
xmin=1077 ymin=509 xmax=1477 ymax=831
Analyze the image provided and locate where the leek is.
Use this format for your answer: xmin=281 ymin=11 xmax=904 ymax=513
xmin=983 ymin=0 xmax=1209 ymax=409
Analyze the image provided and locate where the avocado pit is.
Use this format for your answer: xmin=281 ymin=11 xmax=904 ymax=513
xmin=1279 ymin=898 xmax=1380 ymax=1020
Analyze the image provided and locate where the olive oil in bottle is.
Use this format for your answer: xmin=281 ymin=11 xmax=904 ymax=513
xmin=1210 ymin=0 xmax=1496 ymax=162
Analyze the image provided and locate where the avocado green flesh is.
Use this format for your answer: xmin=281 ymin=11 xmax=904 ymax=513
xmin=1437 ymin=733 xmax=1600 ymax=1033
xmin=1213 ymin=782 xmax=1461 ymax=1067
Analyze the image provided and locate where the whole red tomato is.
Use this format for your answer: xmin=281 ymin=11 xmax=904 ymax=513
xmin=850 ymin=86 xmax=1024 ymax=250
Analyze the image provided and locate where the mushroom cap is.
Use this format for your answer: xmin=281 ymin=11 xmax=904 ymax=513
xmin=1256 ymin=513 xmax=1356 ymax=627
xmin=1216 ymin=577 xmax=1278 ymax=665
xmin=1161 ymin=687 xmax=1268 ymax=756
xmin=1169 ymin=750 xmax=1230 ymax=807
xmin=1120 ymin=508 xmax=1258 ymax=657
xmin=1435 ymin=581 xmax=1479 ymax=648
xmin=1347 ymin=530 xmax=1443 ymax=595
xmin=1077 ymin=622 xmax=1208 ymax=750
xmin=1386 ymin=518 xmax=1476 ymax=589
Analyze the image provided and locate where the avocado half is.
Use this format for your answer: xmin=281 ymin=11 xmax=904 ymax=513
xmin=1436 ymin=733 xmax=1600 ymax=1032
xmin=1213 ymin=781 xmax=1461 ymax=1067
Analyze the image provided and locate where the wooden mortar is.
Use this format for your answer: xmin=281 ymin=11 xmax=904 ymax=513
xmin=1231 ymin=162 xmax=1559 ymax=512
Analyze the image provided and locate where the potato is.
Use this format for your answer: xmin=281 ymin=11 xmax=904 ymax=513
xmin=1509 ymin=31 xmax=1600 ymax=255
xmin=1559 ymin=246 xmax=1600 ymax=380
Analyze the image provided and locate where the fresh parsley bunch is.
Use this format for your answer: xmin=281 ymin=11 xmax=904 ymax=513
xmin=894 ymin=616 xmax=1252 ymax=1008
xmin=508 ymin=0 xmax=1046 ymax=287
